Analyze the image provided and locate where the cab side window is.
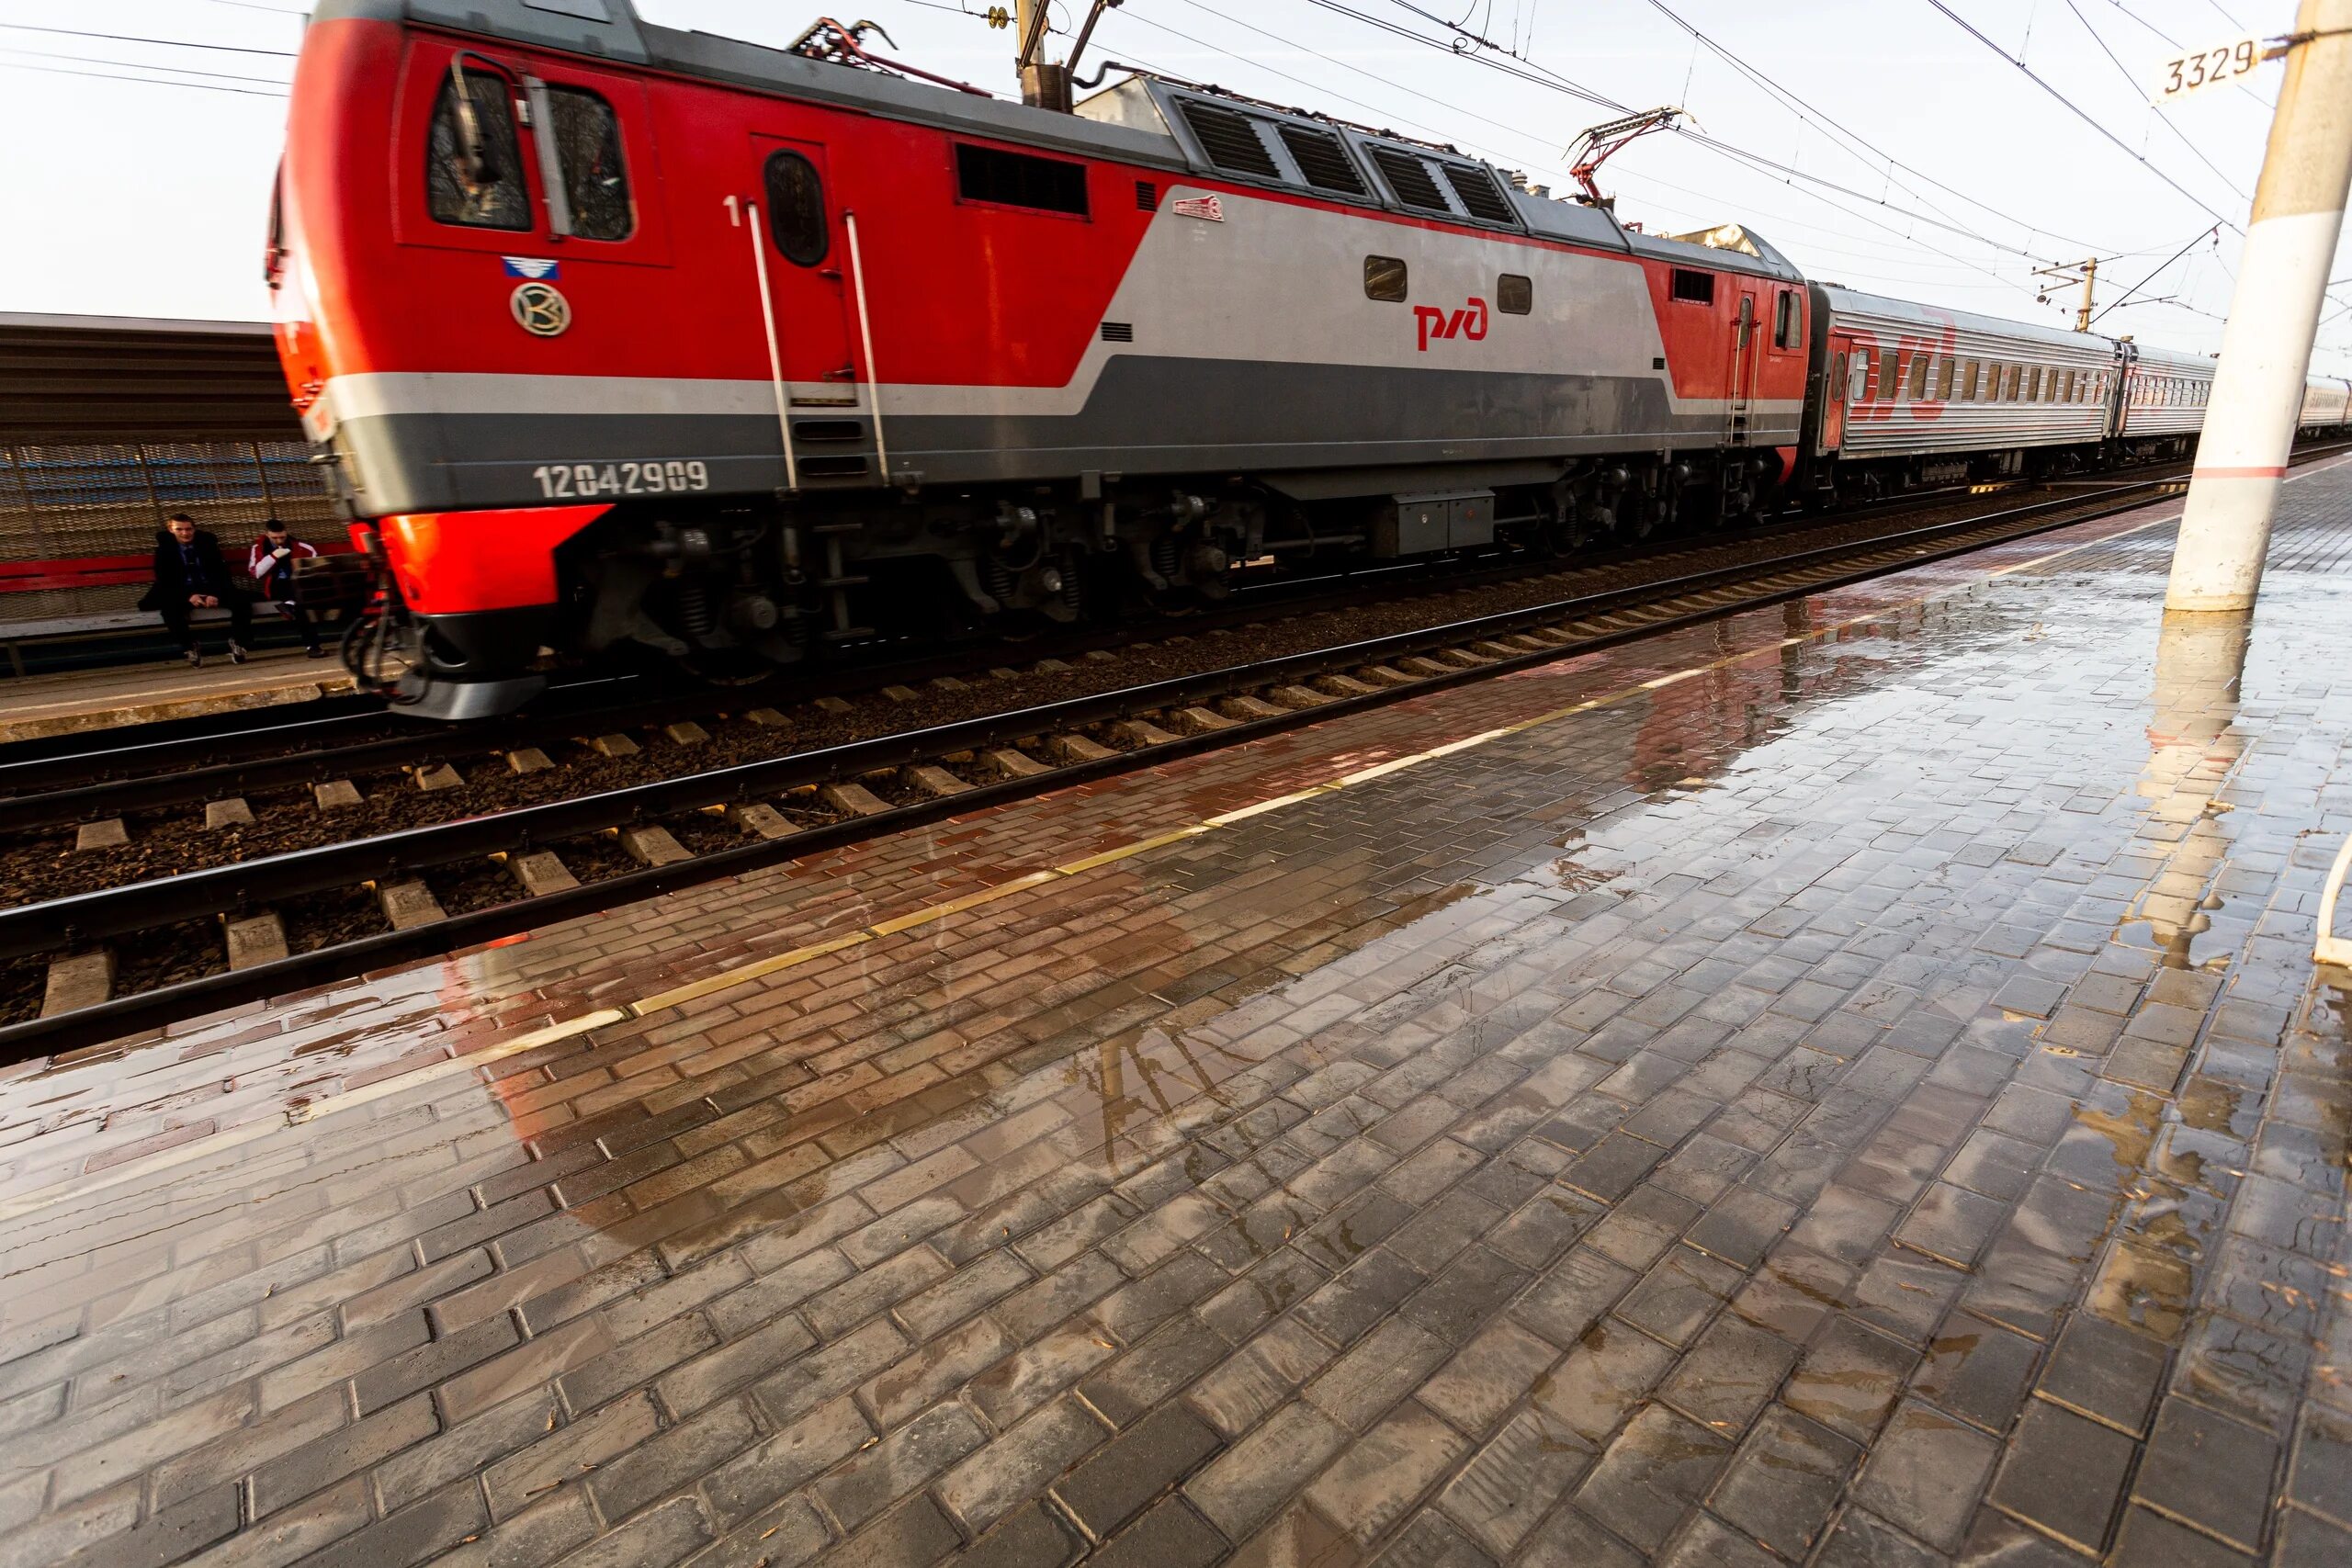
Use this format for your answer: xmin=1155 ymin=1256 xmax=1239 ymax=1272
xmin=427 ymin=65 xmax=531 ymax=231
xmin=764 ymin=151 xmax=829 ymax=267
xmin=546 ymin=86 xmax=633 ymax=241
xmin=1772 ymin=289 xmax=1800 ymax=349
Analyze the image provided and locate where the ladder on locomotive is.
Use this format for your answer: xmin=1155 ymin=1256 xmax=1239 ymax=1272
xmin=1726 ymin=288 xmax=1759 ymax=446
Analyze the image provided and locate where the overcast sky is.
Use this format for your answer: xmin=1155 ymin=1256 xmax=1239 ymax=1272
xmin=3 ymin=0 xmax=2346 ymax=373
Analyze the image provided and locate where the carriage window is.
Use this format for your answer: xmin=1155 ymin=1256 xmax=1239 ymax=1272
xmin=1497 ymin=273 xmax=1532 ymax=314
xmin=427 ymin=64 xmax=531 ymax=231
xmin=763 ymin=150 xmax=829 ymax=267
xmin=1937 ymin=357 xmax=1956 ymax=400
xmin=1365 ymin=255 xmax=1408 ymax=302
xmin=1773 ymin=289 xmax=1800 ymax=348
xmin=1849 ymin=355 xmax=1868 ymax=401
xmin=545 ymin=86 xmax=632 ymax=241
xmin=1908 ymin=355 xmax=1930 ymax=400
xmin=956 ymin=143 xmax=1090 ymax=216
xmin=1962 ymin=360 xmax=1979 ymax=400
xmin=1873 ymin=349 xmax=1894 ymax=400
xmin=1831 ymin=351 xmax=1849 ymax=401
xmin=1670 ymin=268 xmax=1715 ymax=305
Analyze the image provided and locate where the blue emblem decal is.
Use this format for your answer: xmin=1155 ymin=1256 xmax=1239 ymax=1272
xmin=502 ymin=256 xmax=561 ymax=280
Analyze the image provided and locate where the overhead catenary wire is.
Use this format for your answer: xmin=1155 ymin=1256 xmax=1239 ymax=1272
xmin=1921 ymin=0 xmax=2244 ymax=233
xmin=2092 ymin=0 xmax=2275 ymax=109
xmin=0 ymin=43 xmax=292 ymax=86
xmin=1634 ymin=0 xmax=2112 ymax=256
xmin=1139 ymin=0 xmax=2068 ymax=308
xmin=1143 ymin=0 xmax=2013 ymax=283
xmin=2062 ymin=2 xmax=2250 ymax=202
xmin=1196 ymin=1 xmax=2267 ymax=343
xmin=1295 ymin=0 xmax=2086 ymax=272
xmin=0 ymin=21 xmax=296 ymax=57
xmin=2089 ymin=224 xmax=2222 ymax=324
xmin=0 ymin=58 xmax=286 ymax=96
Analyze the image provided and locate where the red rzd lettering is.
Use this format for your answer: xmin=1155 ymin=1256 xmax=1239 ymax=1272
xmin=1414 ymin=298 xmax=1492 ymax=352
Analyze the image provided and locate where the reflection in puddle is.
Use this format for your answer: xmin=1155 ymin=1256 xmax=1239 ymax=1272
xmin=2120 ymin=609 xmax=2251 ymax=968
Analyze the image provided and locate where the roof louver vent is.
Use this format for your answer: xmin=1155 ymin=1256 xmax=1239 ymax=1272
xmin=1277 ymin=125 xmax=1367 ymax=196
xmin=1368 ymin=147 xmax=1450 ymax=213
xmin=1440 ymin=163 xmax=1515 ymax=222
xmin=1178 ymin=99 xmax=1280 ymax=179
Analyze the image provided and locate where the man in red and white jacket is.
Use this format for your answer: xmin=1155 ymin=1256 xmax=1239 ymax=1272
xmin=248 ymin=518 xmax=326 ymax=657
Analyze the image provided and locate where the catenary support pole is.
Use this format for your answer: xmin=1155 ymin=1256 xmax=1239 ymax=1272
xmin=2167 ymin=0 xmax=2352 ymax=611
xmin=1013 ymin=0 xmax=1070 ymax=110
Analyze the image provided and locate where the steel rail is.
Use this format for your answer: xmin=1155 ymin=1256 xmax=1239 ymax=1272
xmin=0 ymin=465 xmax=2248 ymax=1064
xmin=0 ymin=494 xmax=1993 ymax=821
xmin=0 ymin=445 xmax=2229 ymax=807
xmin=0 ymin=469 xmax=2190 ymax=966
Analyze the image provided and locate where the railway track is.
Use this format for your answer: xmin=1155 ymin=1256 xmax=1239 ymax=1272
xmin=2 ymin=453 xmax=2289 ymax=1062
xmin=0 ymin=474 xmax=2022 ymax=810
xmin=0 ymin=447 xmax=2218 ymax=817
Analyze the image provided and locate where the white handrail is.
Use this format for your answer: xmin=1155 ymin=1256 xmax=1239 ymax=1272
xmin=842 ymin=209 xmax=892 ymax=488
xmin=2318 ymin=831 xmax=2352 ymax=967
xmin=742 ymin=198 xmax=799 ymax=492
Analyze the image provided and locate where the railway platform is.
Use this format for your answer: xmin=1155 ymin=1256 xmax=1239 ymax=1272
xmin=2 ymin=460 xmax=2350 ymax=1568
xmin=0 ymin=644 xmax=356 ymax=744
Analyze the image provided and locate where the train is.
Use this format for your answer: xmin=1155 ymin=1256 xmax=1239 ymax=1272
xmin=271 ymin=1 xmax=2352 ymax=718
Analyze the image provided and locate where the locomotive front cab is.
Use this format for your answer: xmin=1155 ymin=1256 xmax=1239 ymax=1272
xmin=284 ymin=1 xmax=950 ymax=716
xmin=281 ymin=2 xmax=704 ymax=715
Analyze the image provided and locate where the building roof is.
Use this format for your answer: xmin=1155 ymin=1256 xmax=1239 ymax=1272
xmin=0 ymin=314 xmax=300 ymax=445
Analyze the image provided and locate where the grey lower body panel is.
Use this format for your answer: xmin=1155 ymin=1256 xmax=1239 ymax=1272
xmin=329 ymin=357 xmax=1802 ymax=515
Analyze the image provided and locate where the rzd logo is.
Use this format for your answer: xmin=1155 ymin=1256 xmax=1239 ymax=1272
xmin=1415 ymin=297 xmax=1488 ymax=352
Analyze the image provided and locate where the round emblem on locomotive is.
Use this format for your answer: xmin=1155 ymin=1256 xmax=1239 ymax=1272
xmin=509 ymin=282 xmax=571 ymax=337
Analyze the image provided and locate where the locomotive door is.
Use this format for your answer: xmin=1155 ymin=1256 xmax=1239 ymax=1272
xmin=747 ymin=136 xmax=859 ymax=409
xmin=1822 ymin=333 xmax=1860 ymax=450
xmin=1727 ymin=288 xmax=1760 ymax=444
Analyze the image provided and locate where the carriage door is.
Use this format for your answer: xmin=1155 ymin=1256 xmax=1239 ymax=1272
xmin=746 ymin=137 xmax=860 ymax=417
xmin=1822 ymin=333 xmax=1860 ymax=451
xmin=1727 ymin=288 xmax=1760 ymax=444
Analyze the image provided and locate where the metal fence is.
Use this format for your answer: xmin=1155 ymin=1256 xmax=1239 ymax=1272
xmin=0 ymin=440 xmax=339 ymax=623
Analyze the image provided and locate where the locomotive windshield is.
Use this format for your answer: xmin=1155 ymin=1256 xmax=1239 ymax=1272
xmin=545 ymin=87 xmax=633 ymax=242
xmin=426 ymin=66 xmax=531 ymax=231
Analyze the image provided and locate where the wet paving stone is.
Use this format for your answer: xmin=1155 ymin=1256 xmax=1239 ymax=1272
xmin=6 ymin=474 xmax=2352 ymax=1564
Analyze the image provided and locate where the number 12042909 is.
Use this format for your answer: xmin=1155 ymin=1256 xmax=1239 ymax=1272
xmin=532 ymin=460 xmax=711 ymax=499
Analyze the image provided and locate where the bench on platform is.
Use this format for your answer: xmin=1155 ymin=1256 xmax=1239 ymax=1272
xmin=0 ymin=552 xmax=346 ymax=676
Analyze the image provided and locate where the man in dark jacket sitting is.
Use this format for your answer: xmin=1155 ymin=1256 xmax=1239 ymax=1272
xmin=140 ymin=513 xmax=253 ymax=666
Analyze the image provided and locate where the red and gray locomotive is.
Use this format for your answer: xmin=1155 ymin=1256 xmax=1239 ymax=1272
xmin=271 ymin=1 xmax=2347 ymax=717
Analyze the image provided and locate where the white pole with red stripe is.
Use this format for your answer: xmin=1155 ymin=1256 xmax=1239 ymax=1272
xmin=2166 ymin=0 xmax=2352 ymax=612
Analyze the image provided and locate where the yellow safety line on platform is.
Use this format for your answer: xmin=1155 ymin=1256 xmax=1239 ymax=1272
xmin=4 ymin=475 xmax=2309 ymax=1224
